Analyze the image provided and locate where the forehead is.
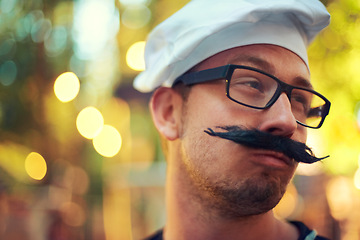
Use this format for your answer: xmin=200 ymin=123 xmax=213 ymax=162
xmin=193 ymin=44 xmax=310 ymax=85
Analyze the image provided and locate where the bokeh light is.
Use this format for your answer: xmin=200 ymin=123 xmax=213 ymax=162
xmin=274 ymin=183 xmax=299 ymax=219
xmin=126 ymin=41 xmax=145 ymax=71
xmin=60 ymin=202 xmax=86 ymax=227
xmin=73 ymin=0 xmax=119 ymax=59
xmin=0 ymin=35 xmax=16 ymax=56
xmin=31 ymin=18 xmax=52 ymax=43
xmin=76 ymin=106 xmax=104 ymax=139
xmin=326 ymin=176 xmax=354 ymax=220
xmin=64 ymin=166 xmax=90 ymax=195
xmin=15 ymin=13 xmax=33 ymax=41
xmin=45 ymin=26 xmax=68 ymax=57
xmin=93 ymin=125 xmax=122 ymax=158
xmin=0 ymin=0 xmax=18 ymax=13
xmin=0 ymin=60 xmax=17 ymax=86
xmin=25 ymin=152 xmax=47 ymax=181
xmin=54 ymin=72 xmax=81 ymax=102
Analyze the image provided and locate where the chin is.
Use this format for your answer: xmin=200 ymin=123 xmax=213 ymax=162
xmin=207 ymin=172 xmax=287 ymax=219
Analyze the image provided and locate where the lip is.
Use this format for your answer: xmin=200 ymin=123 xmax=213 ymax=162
xmin=252 ymin=151 xmax=293 ymax=169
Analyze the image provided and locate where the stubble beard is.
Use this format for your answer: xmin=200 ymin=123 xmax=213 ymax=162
xmin=180 ymin=152 xmax=286 ymax=219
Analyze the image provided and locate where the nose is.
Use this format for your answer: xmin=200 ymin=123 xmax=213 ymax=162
xmin=258 ymin=93 xmax=298 ymax=137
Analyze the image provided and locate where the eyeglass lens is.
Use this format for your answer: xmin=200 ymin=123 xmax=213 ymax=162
xmin=227 ymin=68 xmax=326 ymax=128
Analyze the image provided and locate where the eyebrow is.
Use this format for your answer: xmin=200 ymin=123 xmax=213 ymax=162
xmin=228 ymin=55 xmax=276 ymax=74
xmin=228 ymin=55 xmax=313 ymax=89
xmin=292 ymin=76 xmax=313 ymax=89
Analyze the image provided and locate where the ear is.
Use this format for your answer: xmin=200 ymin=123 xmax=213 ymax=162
xmin=150 ymin=87 xmax=183 ymax=141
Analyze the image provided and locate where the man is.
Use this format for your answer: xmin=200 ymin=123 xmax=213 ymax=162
xmin=134 ymin=0 xmax=331 ymax=239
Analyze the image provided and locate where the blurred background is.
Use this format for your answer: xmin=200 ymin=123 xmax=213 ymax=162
xmin=0 ymin=0 xmax=359 ymax=239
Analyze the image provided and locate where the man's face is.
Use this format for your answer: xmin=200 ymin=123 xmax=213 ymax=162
xmin=176 ymin=44 xmax=309 ymax=218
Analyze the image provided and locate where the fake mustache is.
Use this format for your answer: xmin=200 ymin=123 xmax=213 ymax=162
xmin=204 ymin=126 xmax=329 ymax=164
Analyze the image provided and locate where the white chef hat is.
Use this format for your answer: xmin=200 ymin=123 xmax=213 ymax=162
xmin=133 ymin=0 xmax=330 ymax=92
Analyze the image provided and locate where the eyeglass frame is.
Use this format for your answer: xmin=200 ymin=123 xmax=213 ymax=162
xmin=173 ymin=64 xmax=331 ymax=129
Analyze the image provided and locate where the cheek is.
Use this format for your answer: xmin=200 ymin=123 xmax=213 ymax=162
xmin=180 ymin=128 xmax=238 ymax=184
xmin=183 ymin=84 xmax=261 ymax=130
xmin=293 ymin=125 xmax=307 ymax=144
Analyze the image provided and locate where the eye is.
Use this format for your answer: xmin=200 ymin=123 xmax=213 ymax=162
xmin=231 ymin=77 xmax=264 ymax=92
xmin=244 ymin=80 xmax=261 ymax=89
xmin=291 ymin=92 xmax=311 ymax=112
xmin=293 ymin=94 xmax=307 ymax=104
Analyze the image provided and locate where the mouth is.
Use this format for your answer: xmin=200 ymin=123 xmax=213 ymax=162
xmin=252 ymin=150 xmax=294 ymax=169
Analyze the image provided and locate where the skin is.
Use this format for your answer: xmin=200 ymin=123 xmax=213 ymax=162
xmin=150 ymin=44 xmax=310 ymax=240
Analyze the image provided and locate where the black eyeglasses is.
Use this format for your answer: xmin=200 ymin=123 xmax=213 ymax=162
xmin=174 ymin=64 xmax=331 ymax=129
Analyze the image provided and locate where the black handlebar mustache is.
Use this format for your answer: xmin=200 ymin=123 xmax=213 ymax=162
xmin=204 ymin=126 xmax=329 ymax=164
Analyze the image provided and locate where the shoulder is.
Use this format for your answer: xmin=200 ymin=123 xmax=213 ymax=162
xmin=143 ymin=229 xmax=163 ymax=240
xmin=289 ymin=221 xmax=330 ymax=240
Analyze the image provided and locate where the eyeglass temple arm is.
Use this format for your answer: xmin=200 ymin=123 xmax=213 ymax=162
xmin=173 ymin=65 xmax=230 ymax=86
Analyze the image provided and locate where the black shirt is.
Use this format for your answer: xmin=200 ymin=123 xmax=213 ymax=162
xmin=143 ymin=221 xmax=330 ymax=240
